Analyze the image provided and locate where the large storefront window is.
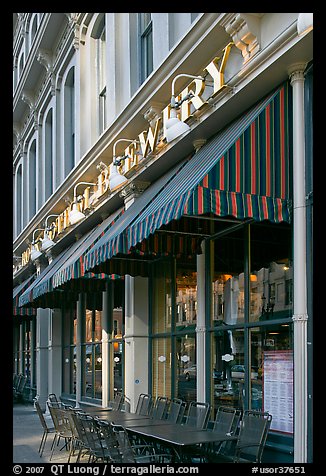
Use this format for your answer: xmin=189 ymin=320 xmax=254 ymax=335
xmin=151 ymin=258 xmax=197 ymax=405
xmin=83 ymin=309 xmax=102 ymax=399
xmin=209 ymin=222 xmax=293 ymax=437
xmin=62 ymin=308 xmax=76 ymax=395
xmin=112 ymin=307 xmax=123 ymax=393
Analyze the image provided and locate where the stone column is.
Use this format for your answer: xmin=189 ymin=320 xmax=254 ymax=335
xmin=288 ymin=62 xmax=308 ymax=463
xmin=196 ymin=241 xmax=206 ymax=402
xmin=47 ymin=309 xmax=62 ymax=398
xmin=36 ymin=309 xmax=50 ymax=411
xmin=121 ymin=182 xmax=150 ymax=412
xmin=102 ymin=281 xmax=113 ymax=407
xmin=75 ymin=293 xmax=86 ymax=407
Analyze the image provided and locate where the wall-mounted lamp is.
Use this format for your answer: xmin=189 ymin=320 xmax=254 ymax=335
xmin=109 ymin=139 xmax=138 ymax=192
xmin=297 ymin=13 xmax=313 ymax=36
xmin=41 ymin=214 xmax=59 ymax=251
xmin=30 ymin=228 xmax=44 ymax=261
xmin=165 ymin=74 xmax=204 ymax=143
xmin=69 ymin=182 xmax=97 ymax=225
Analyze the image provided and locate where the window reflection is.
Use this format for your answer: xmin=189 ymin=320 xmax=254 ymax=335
xmin=176 ymin=270 xmax=197 ymax=327
xmin=176 ymin=335 xmax=196 ymax=404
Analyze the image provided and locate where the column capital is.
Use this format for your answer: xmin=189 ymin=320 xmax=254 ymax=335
xmin=288 ymin=63 xmax=307 ymax=84
xmin=292 ymin=313 xmax=308 ymax=322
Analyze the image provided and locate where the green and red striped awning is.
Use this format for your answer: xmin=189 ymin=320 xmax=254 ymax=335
xmin=13 ymin=274 xmax=37 ymax=316
xmin=18 ymin=208 xmax=124 ymax=309
xmin=84 ymin=82 xmax=292 ymax=275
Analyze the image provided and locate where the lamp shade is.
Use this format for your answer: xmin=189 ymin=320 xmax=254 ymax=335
xmin=165 ymin=109 xmax=190 ymax=143
xmin=41 ymin=232 xmax=55 ymax=251
xmin=109 ymin=164 xmax=128 ymax=191
xmin=69 ymin=203 xmax=86 ymax=225
xmin=31 ymin=245 xmax=42 ymax=261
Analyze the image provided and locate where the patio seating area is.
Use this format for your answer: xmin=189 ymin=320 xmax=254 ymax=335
xmin=13 ymin=392 xmax=273 ymax=464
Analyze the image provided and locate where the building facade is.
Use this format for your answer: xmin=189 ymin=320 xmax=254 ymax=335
xmin=13 ymin=13 xmax=313 ymax=463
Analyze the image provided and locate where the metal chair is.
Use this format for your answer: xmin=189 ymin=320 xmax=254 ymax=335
xmin=200 ymin=406 xmax=242 ymax=462
xmin=13 ymin=375 xmax=27 ymax=402
xmin=107 ymin=391 xmax=124 ymax=411
xmin=111 ymin=423 xmax=174 ymax=463
xmin=77 ymin=413 xmax=110 ymax=462
xmin=211 ymin=410 xmax=272 ymax=463
xmin=34 ymin=399 xmax=56 ymax=456
xmin=150 ymin=396 xmax=169 ymax=419
xmin=47 ymin=393 xmax=61 ymax=408
xmin=47 ymin=402 xmax=74 ymax=461
xmin=135 ymin=393 xmax=153 ymax=416
xmin=94 ymin=418 xmax=123 ymax=463
xmin=166 ymin=398 xmax=186 ymax=423
xmin=183 ymin=401 xmax=211 ymax=429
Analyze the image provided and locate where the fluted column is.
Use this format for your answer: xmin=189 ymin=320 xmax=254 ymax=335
xmin=288 ymin=62 xmax=308 ymax=463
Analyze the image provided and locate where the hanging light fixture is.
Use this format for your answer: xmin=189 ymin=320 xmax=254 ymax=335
xmin=165 ymin=73 xmax=204 ymax=143
xmin=109 ymin=139 xmax=139 ymax=192
xmin=68 ymin=182 xmax=97 ymax=225
xmin=41 ymin=214 xmax=59 ymax=251
xmin=30 ymin=228 xmax=44 ymax=261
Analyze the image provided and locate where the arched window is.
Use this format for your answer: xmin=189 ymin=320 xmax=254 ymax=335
xmin=44 ymin=109 xmax=53 ymax=200
xmin=64 ymin=67 xmax=75 ymax=175
xmin=139 ymin=13 xmax=153 ymax=84
xmin=28 ymin=139 xmax=36 ymax=218
xmin=91 ymin=14 xmax=106 ymax=135
xmin=30 ymin=15 xmax=38 ymax=47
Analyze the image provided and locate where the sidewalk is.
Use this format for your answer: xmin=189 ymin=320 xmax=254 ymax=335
xmin=13 ymin=402 xmax=85 ymax=464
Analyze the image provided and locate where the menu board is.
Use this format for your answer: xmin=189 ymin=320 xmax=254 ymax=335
xmin=263 ymin=350 xmax=293 ymax=434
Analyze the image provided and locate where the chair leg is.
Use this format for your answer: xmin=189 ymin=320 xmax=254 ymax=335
xmin=39 ymin=431 xmax=48 ymax=457
xmin=50 ymin=434 xmax=58 ymax=461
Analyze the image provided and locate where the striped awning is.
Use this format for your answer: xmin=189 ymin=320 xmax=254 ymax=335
xmin=18 ymin=207 xmax=124 ymax=309
xmin=84 ymin=82 xmax=292 ymax=276
xmin=13 ymin=274 xmax=37 ymax=317
xmin=83 ymin=159 xmax=188 ymax=275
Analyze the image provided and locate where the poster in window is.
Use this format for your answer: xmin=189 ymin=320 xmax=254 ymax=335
xmin=263 ymin=350 xmax=293 ymax=434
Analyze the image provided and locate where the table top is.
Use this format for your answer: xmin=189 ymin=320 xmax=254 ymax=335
xmin=89 ymin=410 xmax=151 ymax=422
xmin=125 ymin=424 xmax=238 ymax=447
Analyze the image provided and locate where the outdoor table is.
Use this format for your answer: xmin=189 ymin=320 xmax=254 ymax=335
xmin=88 ymin=410 xmax=152 ymax=423
xmin=123 ymin=423 xmax=238 ymax=462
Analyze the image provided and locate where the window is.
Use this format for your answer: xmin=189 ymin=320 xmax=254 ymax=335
xmin=83 ymin=309 xmax=102 ymax=400
xmin=62 ymin=308 xmax=77 ymax=395
xmin=139 ymin=13 xmax=153 ymax=83
xmin=28 ymin=140 xmax=36 ymax=219
xmin=64 ymin=68 xmax=75 ymax=175
xmin=44 ymin=109 xmax=53 ymax=200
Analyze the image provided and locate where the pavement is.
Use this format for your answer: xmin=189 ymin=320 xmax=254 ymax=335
xmin=12 ymin=401 xmax=89 ymax=464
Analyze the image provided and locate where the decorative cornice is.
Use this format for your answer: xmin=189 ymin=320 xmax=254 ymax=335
xmin=37 ymin=48 xmax=56 ymax=95
xmin=143 ymin=102 xmax=165 ymax=128
xmin=119 ymin=181 xmax=150 ymax=200
xmin=222 ymin=13 xmax=261 ymax=64
xmin=64 ymin=13 xmax=81 ymax=49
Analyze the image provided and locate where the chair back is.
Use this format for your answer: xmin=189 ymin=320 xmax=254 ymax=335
xmin=111 ymin=424 xmax=136 ymax=463
xmin=48 ymin=393 xmax=61 ymax=407
xmin=78 ymin=413 xmax=104 ymax=457
xmin=109 ymin=391 xmax=124 ymax=410
xmin=135 ymin=393 xmax=153 ymax=416
xmin=150 ymin=396 xmax=169 ymax=419
xmin=166 ymin=398 xmax=185 ymax=423
xmin=235 ymin=410 xmax=272 ymax=463
xmin=17 ymin=375 xmax=27 ymax=393
xmin=95 ymin=419 xmax=122 ymax=462
xmin=34 ymin=399 xmax=50 ymax=431
xmin=213 ymin=406 xmax=239 ymax=434
xmin=184 ymin=401 xmax=211 ymax=429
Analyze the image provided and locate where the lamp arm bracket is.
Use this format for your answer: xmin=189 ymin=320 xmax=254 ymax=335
xmin=171 ymin=74 xmax=205 ymax=106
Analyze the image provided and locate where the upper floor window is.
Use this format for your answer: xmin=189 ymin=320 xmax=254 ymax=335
xmin=139 ymin=13 xmax=153 ymax=84
xmin=91 ymin=14 xmax=106 ymax=136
